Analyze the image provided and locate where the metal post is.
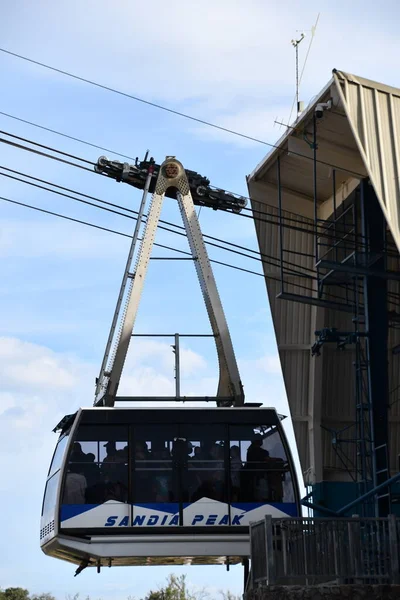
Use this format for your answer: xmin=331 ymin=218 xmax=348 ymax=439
xmin=360 ymin=179 xmax=389 ymax=516
xmin=277 ymin=156 xmax=284 ymax=293
xmin=95 ymin=166 xmax=154 ymax=398
xmin=174 ymin=333 xmax=180 ymax=398
xmin=313 ymin=114 xmax=318 ymax=265
xmin=249 ymin=523 xmax=255 ymax=589
xmin=242 ymin=558 xmax=250 ymax=596
xmin=291 ymin=34 xmax=304 ymax=116
xmin=265 ymin=515 xmax=275 ymax=585
xmin=333 ymin=169 xmax=337 ymax=264
xmin=388 ymin=514 xmax=400 ymax=583
xmin=332 ymin=523 xmax=342 ymax=584
xmin=348 ymin=518 xmax=362 ymax=581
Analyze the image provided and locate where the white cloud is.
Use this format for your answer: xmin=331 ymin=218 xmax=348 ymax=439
xmin=0 ymin=337 xmax=84 ymax=391
xmin=127 ymin=338 xmax=207 ymax=375
xmin=2 ymin=0 xmax=400 ymax=156
xmin=0 ymin=335 xmax=214 ymax=461
xmin=0 ymin=338 xmax=92 ymax=469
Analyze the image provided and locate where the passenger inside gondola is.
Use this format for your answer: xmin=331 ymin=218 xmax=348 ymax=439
xmin=101 ymin=441 xmax=128 ymax=502
xmin=63 ymin=462 xmax=87 ymax=504
xmin=83 ymin=452 xmax=100 ymax=487
xmin=245 ymin=434 xmax=270 ymax=502
xmin=60 ymin=422 xmax=294 ymax=509
xmin=152 ymin=443 xmax=172 ymax=502
xmin=230 ymin=445 xmax=242 ymax=501
xmin=70 ymin=442 xmax=87 ymax=463
xmin=190 ymin=442 xmax=225 ymax=502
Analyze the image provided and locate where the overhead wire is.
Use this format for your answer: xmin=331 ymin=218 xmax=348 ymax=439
xmin=0 ymin=110 xmax=136 ymax=161
xmin=0 ymin=170 xmax=366 ymax=307
xmin=0 ymin=129 xmax=370 ymax=249
xmin=0 ymin=47 xmax=275 ymax=148
xmin=0 ymin=164 xmax=280 ymax=261
xmin=2 ymin=47 xmax=389 ymax=264
xmin=0 ymin=134 xmax=94 ymax=173
xmin=0 ymin=194 xmax=274 ymax=280
xmin=0 ymin=194 xmax=261 ymax=277
xmin=0 ymin=99 xmax=367 ymax=181
xmin=0 ymin=135 xmax=387 ymax=304
xmin=0 ymin=128 xmax=395 ymax=306
xmin=0 ymin=55 xmax=397 ymax=318
xmin=0 ymin=193 xmax=348 ymax=300
xmin=2 ymin=129 xmax=398 ymax=302
xmin=0 ymin=166 xmax=316 ymax=281
xmin=0 ymin=48 xmax=369 ymax=182
xmin=4 ymin=161 xmax=376 ymax=304
xmin=0 ymin=125 xmax=379 ymax=258
xmin=0 ymin=129 xmax=93 ymax=165
xmin=0 ymin=136 xmax=322 ymax=268
xmin=0 ymin=127 xmax=382 ymax=262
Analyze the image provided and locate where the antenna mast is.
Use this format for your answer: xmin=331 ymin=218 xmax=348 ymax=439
xmin=291 ymin=33 xmax=305 ymax=117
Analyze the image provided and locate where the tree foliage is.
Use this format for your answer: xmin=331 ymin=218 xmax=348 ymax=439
xmin=140 ymin=574 xmax=208 ymax=600
xmin=218 ymin=592 xmax=241 ymax=600
xmin=0 ymin=575 xmax=239 ymax=600
xmin=0 ymin=589 xmax=55 ymax=600
xmin=0 ymin=589 xmax=30 ymax=600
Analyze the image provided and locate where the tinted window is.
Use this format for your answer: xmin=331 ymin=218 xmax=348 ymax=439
xmin=48 ymin=434 xmax=69 ymax=477
xmin=42 ymin=473 xmax=59 ymax=516
xmin=63 ymin=425 xmax=128 ymax=504
xmin=184 ymin=424 xmax=227 ymax=503
xmin=229 ymin=424 xmax=293 ymax=503
xmin=133 ymin=425 xmax=178 ymax=503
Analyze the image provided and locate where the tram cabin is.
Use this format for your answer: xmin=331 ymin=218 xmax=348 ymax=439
xmin=41 ymin=407 xmax=300 ymax=568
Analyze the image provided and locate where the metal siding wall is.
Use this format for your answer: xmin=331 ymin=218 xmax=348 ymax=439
xmin=251 ymin=199 xmax=315 ymax=475
xmin=295 ymin=421 xmax=310 ymax=474
xmin=320 ymin=345 xmax=356 ymax=476
xmin=321 ymin=348 xmax=355 ymax=423
xmin=268 ymin=279 xmax=312 ymax=346
xmin=280 ymin=349 xmax=310 ymax=418
xmin=321 ymin=422 xmax=357 ymax=474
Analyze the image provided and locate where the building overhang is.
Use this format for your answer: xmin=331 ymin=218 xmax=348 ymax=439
xmin=248 ymin=69 xmax=400 ymax=248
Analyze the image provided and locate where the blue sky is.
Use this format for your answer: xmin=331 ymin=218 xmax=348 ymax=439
xmin=1 ymin=1 xmax=400 ymax=598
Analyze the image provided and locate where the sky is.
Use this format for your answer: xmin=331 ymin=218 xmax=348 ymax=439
xmin=1 ymin=0 xmax=400 ymax=598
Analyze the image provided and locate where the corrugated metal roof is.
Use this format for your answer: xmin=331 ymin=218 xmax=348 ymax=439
xmin=333 ymin=70 xmax=400 ymax=252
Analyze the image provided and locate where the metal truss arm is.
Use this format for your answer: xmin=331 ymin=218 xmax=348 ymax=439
xmin=95 ymin=157 xmax=244 ymax=407
xmin=177 ymin=188 xmax=244 ymax=405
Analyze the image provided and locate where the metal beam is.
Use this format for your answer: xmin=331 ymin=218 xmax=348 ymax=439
xmin=317 ymin=259 xmax=400 ymax=281
xmin=277 ymin=291 xmax=356 ymax=313
xmin=306 ymin=303 xmax=324 ymax=486
xmin=361 ymin=179 xmax=390 ymax=516
xmin=115 ymin=396 xmax=234 ymax=403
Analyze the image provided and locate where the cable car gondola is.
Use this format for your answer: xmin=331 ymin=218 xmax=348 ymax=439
xmin=40 ymin=157 xmax=300 ymax=574
xmin=40 ymin=406 xmax=300 ymax=567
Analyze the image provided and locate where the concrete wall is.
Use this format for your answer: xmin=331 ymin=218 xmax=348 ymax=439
xmin=247 ymin=585 xmax=400 ymax=600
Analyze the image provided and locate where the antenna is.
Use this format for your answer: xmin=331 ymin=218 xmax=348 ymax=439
xmin=287 ymin=14 xmax=321 ymax=126
xmin=291 ymin=33 xmax=305 ymax=117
